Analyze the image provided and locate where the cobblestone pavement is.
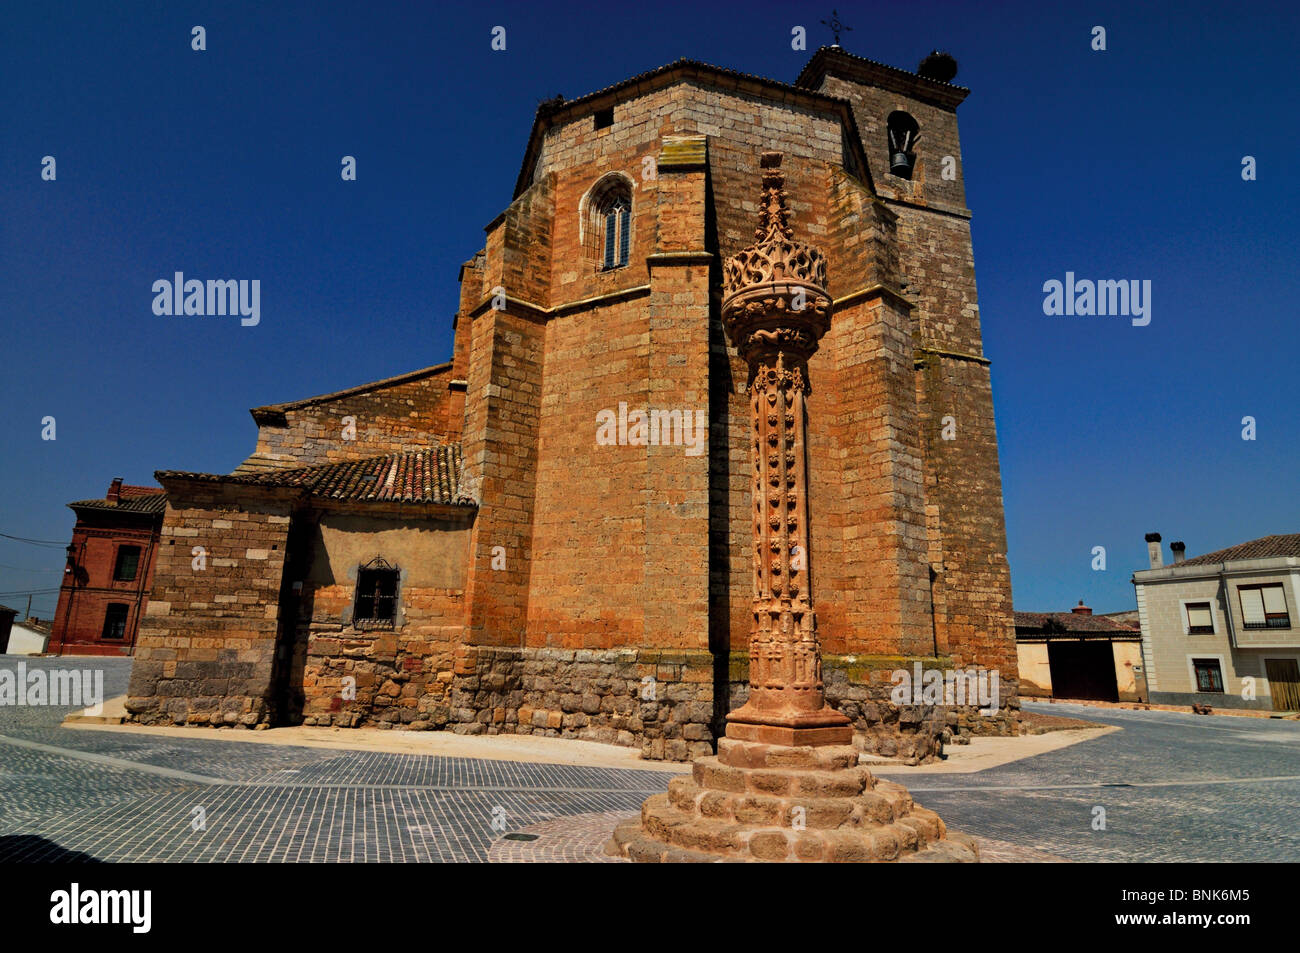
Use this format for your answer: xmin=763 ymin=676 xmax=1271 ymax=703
xmin=878 ymin=701 xmax=1300 ymax=863
xmin=3 ymin=658 xmax=1297 ymax=862
xmin=483 ymin=810 xmax=1069 ymax=862
xmin=0 ymin=657 xmax=676 ymax=862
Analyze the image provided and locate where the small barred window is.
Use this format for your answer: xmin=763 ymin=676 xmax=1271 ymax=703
xmin=353 ymin=557 xmax=399 ymax=629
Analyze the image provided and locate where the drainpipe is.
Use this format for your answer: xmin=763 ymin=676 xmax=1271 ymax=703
xmin=1219 ymin=563 xmax=1238 ymax=650
xmin=130 ymin=520 xmax=161 ymax=657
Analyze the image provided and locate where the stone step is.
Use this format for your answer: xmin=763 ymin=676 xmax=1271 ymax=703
xmin=669 ymin=775 xmax=908 ymax=829
xmin=872 ymin=778 xmax=915 ymax=815
xmin=691 ymin=755 xmax=875 ymax=799
xmin=640 ymin=793 xmax=952 ymax=862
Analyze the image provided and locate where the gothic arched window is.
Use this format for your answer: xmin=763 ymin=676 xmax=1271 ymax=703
xmin=583 ymin=174 xmax=633 ymax=271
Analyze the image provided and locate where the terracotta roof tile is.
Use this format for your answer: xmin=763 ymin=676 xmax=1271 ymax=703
xmin=158 ymin=446 xmax=470 ymax=507
xmin=1175 ymin=534 xmax=1300 ymax=568
xmin=67 ymin=490 xmax=167 ymax=516
xmin=1014 ymin=611 xmax=1141 ymax=634
xmin=273 ymin=446 xmax=465 ymax=504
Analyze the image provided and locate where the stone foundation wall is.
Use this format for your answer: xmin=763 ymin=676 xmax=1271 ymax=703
xmin=295 ymin=585 xmax=464 ymax=729
xmin=448 ymin=645 xmax=721 ymax=760
xmin=723 ymin=653 xmax=1018 ymax=764
xmin=444 ymin=645 xmax=1017 ymax=763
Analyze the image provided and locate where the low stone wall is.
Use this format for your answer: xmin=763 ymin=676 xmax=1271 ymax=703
xmin=447 ymin=645 xmax=721 ymax=761
xmin=294 ymin=585 xmax=464 ymax=730
xmin=730 ymin=653 xmax=1019 ymax=764
xmin=446 ymin=645 xmax=1019 ymax=763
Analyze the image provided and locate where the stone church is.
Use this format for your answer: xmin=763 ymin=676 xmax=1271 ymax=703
xmin=125 ymin=46 xmax=1019 ymax=761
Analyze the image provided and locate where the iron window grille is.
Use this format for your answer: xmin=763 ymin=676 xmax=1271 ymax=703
xmin=1192 ymin=658 xmax=1224 ymax=693
xmin=353 ymin=557 xmax=399 ymax=630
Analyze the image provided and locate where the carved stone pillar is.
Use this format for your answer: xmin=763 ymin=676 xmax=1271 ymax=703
xmin=721 ymin=152 xmax=851 ymax=747
xmin=607 ymin=152 xmax=977 ymax=863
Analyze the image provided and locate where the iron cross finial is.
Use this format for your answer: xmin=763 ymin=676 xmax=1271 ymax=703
xmin=820 ymin=9 xmax=852 ymax=46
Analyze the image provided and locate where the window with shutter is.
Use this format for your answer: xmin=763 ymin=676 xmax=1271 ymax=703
xmin=1263 ymin=585 xmax=1289 ymax=625
xmin=1240 ymin=584 xmax=1290 ymax=629
xmin=1185 ymin=602 xmax=1213 ymax=634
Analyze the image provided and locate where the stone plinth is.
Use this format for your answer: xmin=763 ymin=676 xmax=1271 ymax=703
xmin=606 ymin=737 xmax=977 ymax=862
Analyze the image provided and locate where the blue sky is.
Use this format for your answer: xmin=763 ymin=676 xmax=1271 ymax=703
xmin=3 ymin=0 xmax=1297 ymax=618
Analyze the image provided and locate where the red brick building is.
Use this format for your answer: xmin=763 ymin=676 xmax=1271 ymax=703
xmin=124 ymin=47 xmax=1019 ymax=760
xmin=49 ymin=479 xmax=165 ymax=656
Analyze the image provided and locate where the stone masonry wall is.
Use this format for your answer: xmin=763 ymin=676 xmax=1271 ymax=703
xmin=810 ymin=62 xmax=1020 ymax=725
xmin=296 ymin=583 xmax=465 ymax=729
xmin=125 ymin=484 xmax=294 ymax=727
xmin=238 ymin=364 xmax=464 ymax=473
xmin=448 ymin=646 xmax=1013 ymax=763
xmin=291 ymin=509 xmax=471 ymax=728
xmin=449 ymin=646 xmax=718 ymax=760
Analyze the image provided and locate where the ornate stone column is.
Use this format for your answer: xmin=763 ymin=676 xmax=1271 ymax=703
xmin=721 ymin=152 xmax=851 ymax=748
xmin=607 ymin=152 xmax=976 ymax=863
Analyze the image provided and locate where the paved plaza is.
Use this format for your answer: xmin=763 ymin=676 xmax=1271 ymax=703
xmin=2 ymin=657 xmax=1297 ymax=862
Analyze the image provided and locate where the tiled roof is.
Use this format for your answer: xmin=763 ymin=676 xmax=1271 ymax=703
xmin=273 ymin=446 xmax=466 ymax=504
xmin=1174 ymin=534 xmax=1300 ymax=568
xmin=159 ymin=446 xmax=471 ymax=507
xmin=1014 ymin=611 xmax=1141 ymax=635
xmin=68 ymin=489 xmax=167 ymax=516
xmin=118 ymin=484 xmax=161 ymax=499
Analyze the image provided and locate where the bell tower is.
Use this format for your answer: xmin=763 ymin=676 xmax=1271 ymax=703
xmin=798 ymin=46 xmax=1019 ymax=703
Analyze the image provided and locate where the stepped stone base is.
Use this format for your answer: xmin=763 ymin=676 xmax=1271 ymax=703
xmin=605 ymin=737 xmax=979 ymax=863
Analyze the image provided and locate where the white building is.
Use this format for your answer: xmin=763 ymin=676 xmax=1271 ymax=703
xmin=1133 ymin=533 xmax=1300 ymax=711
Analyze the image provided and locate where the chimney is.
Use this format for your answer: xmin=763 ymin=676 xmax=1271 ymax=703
xmin=1145 ymin=532 xmax=1163 ymax=569
xmin=106 ymin=477 xmax=124 ymax=504
xmin=1071 ymin=600 xmax=1092 ymax=616
xmin=1171 ymin=541 xmax=1186 ymax=564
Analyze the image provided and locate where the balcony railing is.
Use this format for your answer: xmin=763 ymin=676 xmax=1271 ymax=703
xmin=1242 ymin=616 xmax=1291 ymax=630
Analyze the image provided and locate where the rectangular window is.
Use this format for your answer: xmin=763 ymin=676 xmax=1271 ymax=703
xmin=1239 ymin=584 xmax=1290 ymax=629
xmin=101 ymin=603 xmax=129 ymax=640
xmin=1192 ymin=658 xmax=1224 ymax=693
xmin=1184 ymin=601 xmax=1214 ymax=634
xmin=594 ymin=107 xmax=614 ymax=130
xmin=353 ymin=567 xmax=398 ymax=628
xmin=113 ymin=545 xmax=141 ymax=582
